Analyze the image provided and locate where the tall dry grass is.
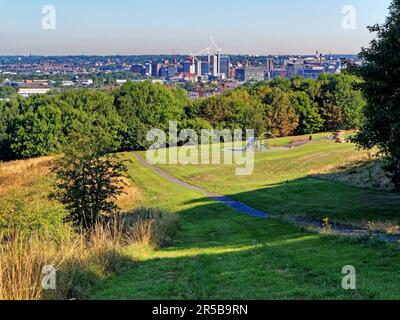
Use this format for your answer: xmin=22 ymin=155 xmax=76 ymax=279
xmin=0 ymin=224 xmax=127 ymax=300
xmin=115 ymin=177 xmax=142 ymax=209
xmin=0 ymin=157 xmax=54 ymax=196
xmin=122 ymin=207 xmax=180 ymax=247
xmin=0 ymin=209 xmax=179 ymax=300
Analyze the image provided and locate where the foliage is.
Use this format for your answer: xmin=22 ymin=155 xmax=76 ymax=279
xmin=0 ymin=75 xmax=367 ymax=159
xmin=52 ymin=132 xmax=127 ymax=230
xmin=114 ymin=81 xmax=186 ymax=150
xmin=0 ymin=85 xmax=17 ymax=99
xmin=263 ymin=88 xmax=299 ymax=137
xmin=354 ymin=0 xmax=400 ymax=165
xmin=197 ymin=89 xmax=266 ymax=135
xmin=290 ymin=91 xmax=323 ymax=134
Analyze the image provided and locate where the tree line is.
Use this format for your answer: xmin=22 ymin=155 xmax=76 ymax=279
xmin=0 ymin=73 xmax=366 ymax=161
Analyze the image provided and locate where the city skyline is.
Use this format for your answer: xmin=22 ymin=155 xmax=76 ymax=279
xmin=0 ymin=0 xmax=392 ymax=55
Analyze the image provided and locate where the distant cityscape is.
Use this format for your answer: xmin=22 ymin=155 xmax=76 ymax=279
xmin=0 ymin=50 xmax=361 ymax=100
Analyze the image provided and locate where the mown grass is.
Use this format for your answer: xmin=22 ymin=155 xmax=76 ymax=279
xmin=146 ymin=139 xmax=400 ymax=225
xmin=90 ymin=153 xmax=400 ymax=300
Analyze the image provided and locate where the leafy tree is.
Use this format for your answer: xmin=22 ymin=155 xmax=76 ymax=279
xmin=179 ymin=118 xmax=213 ymax=137
xmin=0 ymin=85 xmax=17 ymax=99
xmin=0 ymin=97 xmax=20 ymax=160
xmin=11 ymin=104 xmax=65 ymax=158
xmin=198 ymin=89 xmax=266 ymax=135
xmin=353 ymin=0 xmax=400 ymax=187
xmin=114 ymin=81 xmax=185 ymax=150
xmin=290 ymin=91 xmax=323 ymax=134
xmin=269 ymin=77 xmax=292 ymax=92
xmin=58 ymin=89 xmax=124 ymax=151
xmin=355 ymin=0 xmax=400 ymax=157
xmin=53 ymin=131 xmax=127 ymax=229
xmin=263 ymin=88 xmax=299 ymax=137
xmin=317 ymin=74 xmax=366 ymax=131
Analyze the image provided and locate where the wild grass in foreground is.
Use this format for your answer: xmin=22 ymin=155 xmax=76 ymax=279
xmin=0 ymin=207 xmax=179 ymax=300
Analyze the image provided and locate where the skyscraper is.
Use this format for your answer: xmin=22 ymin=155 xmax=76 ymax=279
xmin=210 ymin=54 xmax=220 ymax=77
xmin=219 ymin=55 xmax=230 ymax=79
xmin=151 ymin=62 xmax=161 ymax=77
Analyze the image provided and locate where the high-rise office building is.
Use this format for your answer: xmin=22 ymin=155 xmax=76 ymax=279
xmin=210 ymin=54 xmax=220 ymax=77
xmin=219 ymin=55 xmax=230 ymax=79
xmin=266 ymin=58 xmax=274 ymax=72
xmin=201 ymin=61 xmax=210 ymax=75
xmin=151 ymin=62 xmax=161 ymax=77
xmin=131 ymin=64 xmax=145 ymax=75
xmin=144 ymin=63 xmax=152 ymax=76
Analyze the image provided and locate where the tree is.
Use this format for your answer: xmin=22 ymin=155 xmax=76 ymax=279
xmin=53 ymin=131 xmax=127 ymax=230
xmin=355 ymin=0 xmax=400 ymax=157
xmin=0 ymin=97 xmax=20 ymax=160
xmin=353 ymin=0 xmax=400 ymax=187
xmin=317 ymin=74 xmax=366 ymax=131
xmin=263 ymin=88 xmax=299 ymax=137
xmin=114 ymin=81 xmax=185 ymax=150
xmin=198 ymin=89 xmax=266 ymax=135
xmin=290 ymin=91 xmax=323 ymax=134
xmin=11 ymin=104 xmax=65 ymax=158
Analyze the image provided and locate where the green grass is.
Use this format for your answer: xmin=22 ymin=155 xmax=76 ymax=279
xmin=146 ymin=140 xmax=400 ymax=224
xmin=89 ymin=151 xmax=400 ymax=300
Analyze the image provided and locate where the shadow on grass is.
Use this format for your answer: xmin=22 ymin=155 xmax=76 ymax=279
xmin=212 ymin=177 xmax=400 ymax=224
xmin=88 ymin=196 xmax=400 ymax=300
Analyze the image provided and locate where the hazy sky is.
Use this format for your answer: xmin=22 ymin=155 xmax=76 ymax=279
xmin=0 ymin=0 xmax=392 ymax=55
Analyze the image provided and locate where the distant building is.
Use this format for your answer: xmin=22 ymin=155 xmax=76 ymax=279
xmin=116 ymin=79 xmax=128 ymax=85
xmin=188 ymin=91 xmax=200 ymax=100
xmin=151 ymin=62 xmax=161 ymax=77
xmin=144 ymin=63 xmax=152 ymax=76
xmin=61 ymin=81 xmax=74 ymax=87
xmin=201 ymin=62 xmax=210 ymax=75
xmin=159 ymin=66 xmax=169 ymax=78
xmin=167 ymin=65 xmax=178 ymax=78
xmin=235 ymin=67 xmax=265 ymax=82
xmin=131 ymin=64 xmax=145 ymax=75
xmin=219 ymin=55 xmax=230 ymax=79
xmin=266 ymin=58 xmax=274 ymax=71
xmin=287 ymin=63 xmax=302 ymax=78
xmin=297 ymin=65 xmax=325 ymax=80
xmin=210 ymin=54 xmax=220 ymax=77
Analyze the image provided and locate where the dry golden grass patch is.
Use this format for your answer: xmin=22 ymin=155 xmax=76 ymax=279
xmin=116 ymin=177 xmax=142 ymax=210
xmin=0 ymin=223 xmax=137 ymax=300
xmin=0 ymin=157 xmax=54 ymax=196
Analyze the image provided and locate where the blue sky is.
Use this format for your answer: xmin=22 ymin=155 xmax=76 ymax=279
xmin=0 ymin=0 xmax=392 ymax=55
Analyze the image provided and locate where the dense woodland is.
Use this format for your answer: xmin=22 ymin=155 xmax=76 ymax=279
xmin=0 ymin=73 xmax=366 ymax=160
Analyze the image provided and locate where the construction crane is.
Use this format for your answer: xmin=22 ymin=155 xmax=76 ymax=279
xmin=209 ymin=35 xmax=223 ymax=76
xmin=210 ymin=35 xmax=222 ymax=55
xmin=187 ymin=47 xmax=211 ymax=81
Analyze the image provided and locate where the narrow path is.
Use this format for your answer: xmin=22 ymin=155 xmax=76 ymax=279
xmin=131 ymin=153 xmax=271 ymax=218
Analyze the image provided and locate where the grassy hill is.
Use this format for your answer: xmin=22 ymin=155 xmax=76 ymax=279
xmin=90 ymin=140 xmax=400 ymax=299
xmin=2 ymin=135 xmax=400 ymax=299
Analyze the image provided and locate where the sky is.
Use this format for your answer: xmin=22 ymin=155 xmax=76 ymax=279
xmin=0 ymin=0 xmax=392 ymax=55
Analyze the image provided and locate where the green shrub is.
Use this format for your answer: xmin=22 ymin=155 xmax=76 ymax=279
xmin=0 ymin=190 xmax=68 ymax=240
